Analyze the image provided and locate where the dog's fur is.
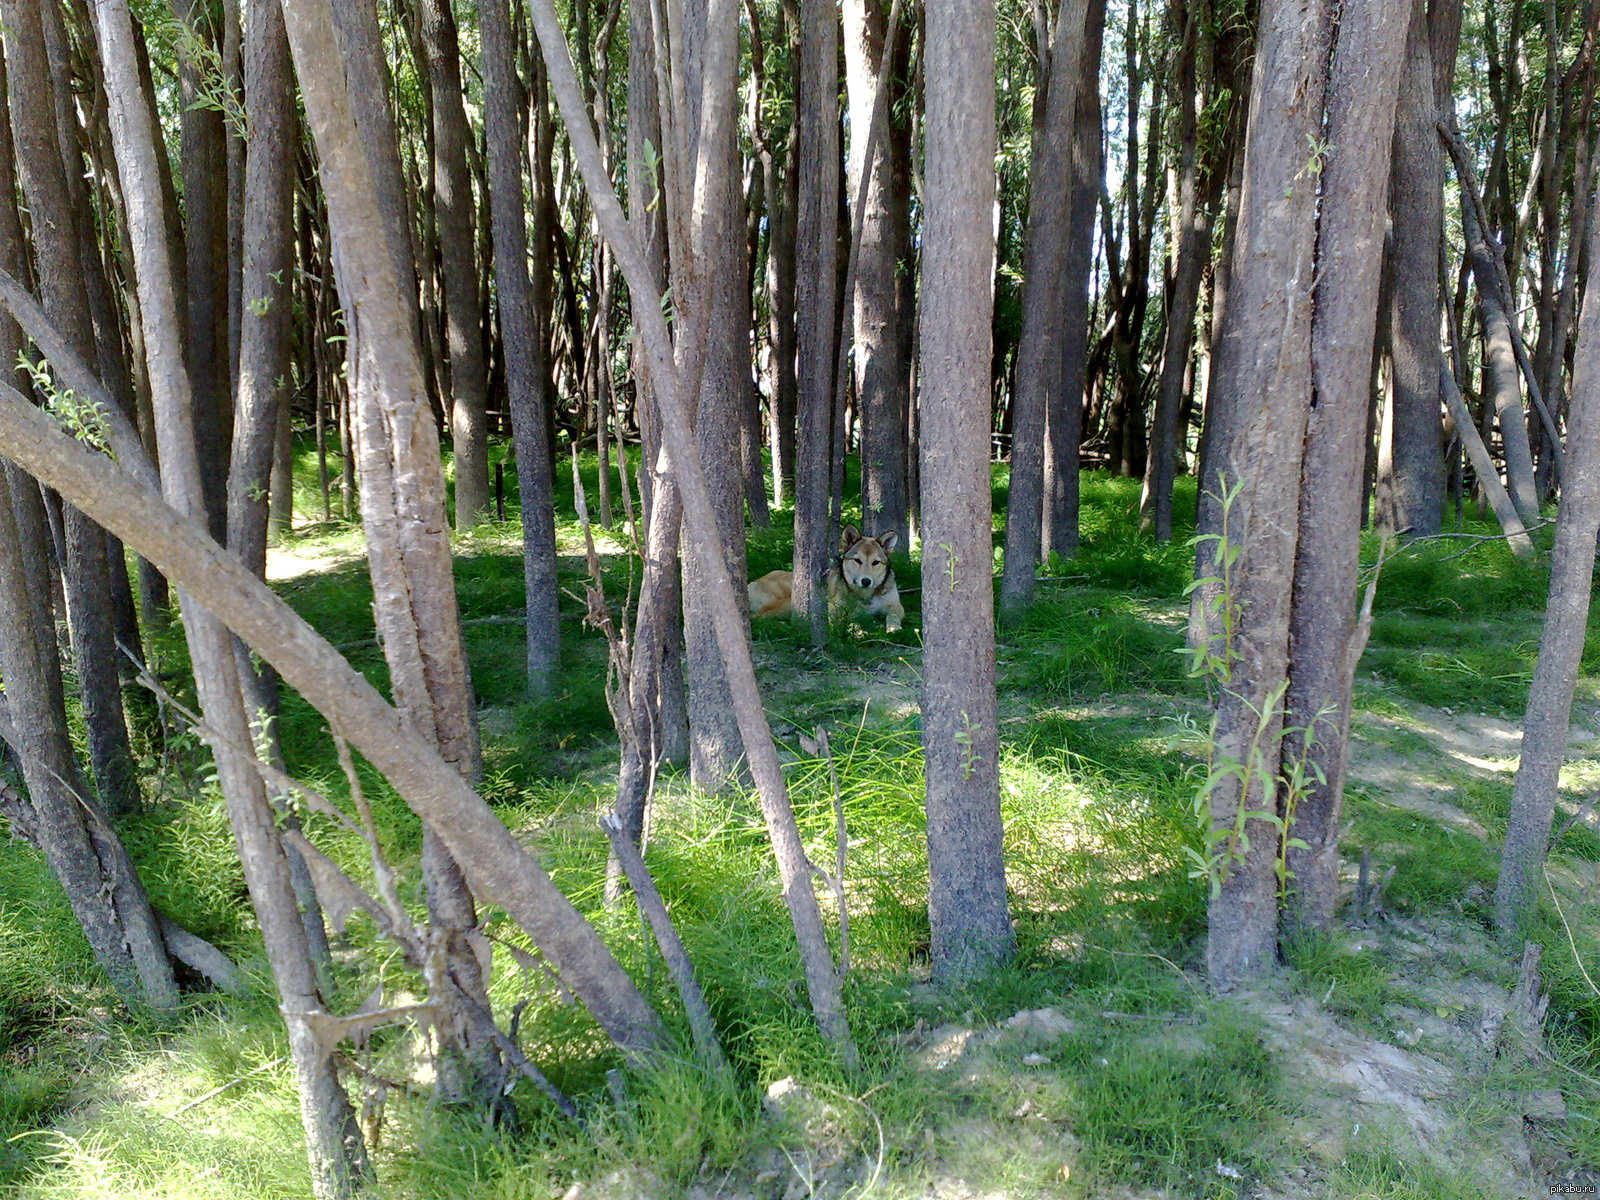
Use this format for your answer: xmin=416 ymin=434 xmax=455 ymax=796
xmin=748 ymin=527 xmax=905 ymax=632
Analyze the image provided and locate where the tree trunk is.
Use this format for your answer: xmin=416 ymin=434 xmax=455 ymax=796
xmin=315 ymin=0 xmax=507 ymax=1112
xmin=792 ymin=0 xmax=842 ymax=641
xmin=844 ymin=0 xmax=906 ymax=539
xmin=2 ymin=0 xmax=138 ymax=817
xmin=1139 ymin=0 xmax=1216 ymax=542
xmin=1379 ymin=0 xmax=1445 ymax=538
xmin=1001 ymin=0 xmax=1089 ymax=620
xmin=91 ymin=3 xmax=366 ymax=1192
xmin=920 ymin=0 xmax=1014 ymax=983
xmin=418 ymin=0 xmax=491 ymax=529
xmin=1196 ymin=0 xmax=1332 ymax=990
xmin=522 ymin=0 xmax=856 ymax=1061
xmin=482 ymin=0 xmax=561 ymax=696
xmin=1495 ymin=186 xmax=1600 ymax=935
xmin=677 ymin=0 xmax=751 ymax=790
xmin=176 ymin=0 xmax=233 ymax=539
xmin=1042 ymin=0 xmax=1107 ymax=560
xmin=1280 ymin=0 xmax=1409 ymax=934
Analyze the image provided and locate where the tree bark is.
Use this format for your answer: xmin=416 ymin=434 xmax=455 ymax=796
xmin=1379 ymin=0 xmax=1446 ymax=538
xmin=844 ymin=0 xmax=906 ymax=539
xmin=1280 ymin=0 xmax=1409 ymax=934
xmin=2 ymin=0 xmax=138 ymax=818
xmin=522 ymin=0 xmax=857 ymax=1061
xmin=482 ymin=0 xmax=561 ymax=696
xmin=792 ymin=0 xmax=842 ymax=641
xmin=1001 ymin=0 xmax=1089 ymax=620
xmin=418 ymin=0 xmax=491 ymax=529
xmin=311 ymin=0 xmax=508 ymax=1111
xmin=920 ymin=0 xmax=1014 ymax=983
xmin=1196 ymin=0 xmax=1332 ymax=990
xmin=677 ymin=0 xmax=751 ymax=790
xmin=91 ymin=3 xmax=366 ymax=1191
xmin=176 ymin=0 xmax=233 ymax=539
xmin=1495 ymin=184 xmax=1600 ymax=936
xmin=1042 ymin=0 xmax=1107 ymax=560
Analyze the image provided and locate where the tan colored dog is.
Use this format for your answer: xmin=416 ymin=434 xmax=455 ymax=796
xmin=748 ymin=527 xmax=905 ymax=632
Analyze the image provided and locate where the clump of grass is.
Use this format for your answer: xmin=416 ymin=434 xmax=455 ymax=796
xmin=1040 ymin=1013 xmax=1281 ymax=1195
xmin=1005 ymin=590 xmax=1192 ymax=698
xmin=1284 ymin=932 xmax=1413 ymax=1030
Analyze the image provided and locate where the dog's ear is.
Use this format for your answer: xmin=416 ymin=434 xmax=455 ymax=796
xmin=877 ymin=530 xmax=900 ymax=554
xmin=840 ymin=526 xmax=860 ymax=552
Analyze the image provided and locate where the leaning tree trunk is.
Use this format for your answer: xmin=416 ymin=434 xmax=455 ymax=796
xmin=523 ymin=0 xmax=858 ymax=1062
xmin=920 ymin=0 xmax=1014 ymax=984
xmin=0 ymin=469 xmax=177 ymax=1011
xmin=1196 ymin=0 xmax=1332 ymax=991
xmin=315 ymin=0 xmax=507 ymax=1112
xmin=1494 ymin=185 xmax=1600 ymax=936
xmin=92 ymin=2 xmax=367 ymax=1193
xmin=1279 ymin=0 xmax=1410 ymax=935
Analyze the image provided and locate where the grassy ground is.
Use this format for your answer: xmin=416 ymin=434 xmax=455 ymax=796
xmin=3 ymin=455 xmax=1600 ymax=1197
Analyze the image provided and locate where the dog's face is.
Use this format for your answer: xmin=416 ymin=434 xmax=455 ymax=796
xmin=838 ymin=526 xmax=898 ymax=594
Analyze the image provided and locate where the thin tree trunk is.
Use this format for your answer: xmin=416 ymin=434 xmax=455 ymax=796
xmin=920 ymin=0 xmax=1013 ymax=983
xmin=523 ymin=0 xmax=857 ymax=1061
xmin=792 ymin=0 xmax=842 ymax=641
xmin=1042 ymin=0 xmax=1107 ymax=560
xmin=844 ymin=0 xmax=906 ymax=539
xmin=482 ymin=0 xmax=561 ymax=695
xmin=1495 ymin=184 xmax=1600 ymax=936
xmin=176 ymin=0 xmax=232 ymax=539
xmin=90 ymin=4 xmax=365 ymax=1192
xmin=418 ymin=0 xmax=491 ymax=529
xmin=1001 ymin=0 xmax=1089 ymax=620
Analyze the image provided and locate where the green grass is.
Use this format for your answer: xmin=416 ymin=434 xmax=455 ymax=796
xmin=6 ymin=459 xmax=1600 ymax=1197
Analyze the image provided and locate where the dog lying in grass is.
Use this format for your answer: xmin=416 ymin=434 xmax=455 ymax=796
xmin=748 ymin=526 xmax=906 ymax=632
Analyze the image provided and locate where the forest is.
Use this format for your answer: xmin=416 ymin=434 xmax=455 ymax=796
xmin=2 ymin=0 xmax=1600 ymax=1196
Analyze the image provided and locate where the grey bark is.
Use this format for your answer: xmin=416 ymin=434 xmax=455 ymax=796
xmin=482 ymin=0 xmax=561 ymax=696
xmin=1280 ymin=0 xmax=1409 ymax=934
xmin=1196 ymin=0 xmax=1332 ymax=990
xmin=90 ymin=4 xmax=366 ymax=1193
xmin=418 ymin=0 xmax=491 ymax=529
xmin=523 ymin=0 xmax=857 ymax=1061
xmin=1001 ymin=0 xmax=1089 ymax=620
xmin=676 ymin=0 xmax=751 ymax=790
xmin=792 ymin=0 xmax=842 ymax=641
xmin=920 ymin=0 xmax=1014 ymax=983
xmin=844 ymin=0 xmax=906 ymax=539
xmin=314 ymin=0 xmax=504 ymax=1111
xmin=1 ymin=0 xmax=138 ymax=818
xmin=1494 ymin=184 xmax=1600 ymax=936
xmin=176 ymin=0 xmax=233 ymax=539
xmin=1439 ymin=123 xmax=1542 ymax=525
xmin=1379 ymin=0 xmax=1445 ymax=538
xmin=1042 ymin=0 xmax=1107 ymax=560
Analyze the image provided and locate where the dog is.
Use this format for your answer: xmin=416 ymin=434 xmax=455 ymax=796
xmin=748 ymin=526 xmax=905 ymax=632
